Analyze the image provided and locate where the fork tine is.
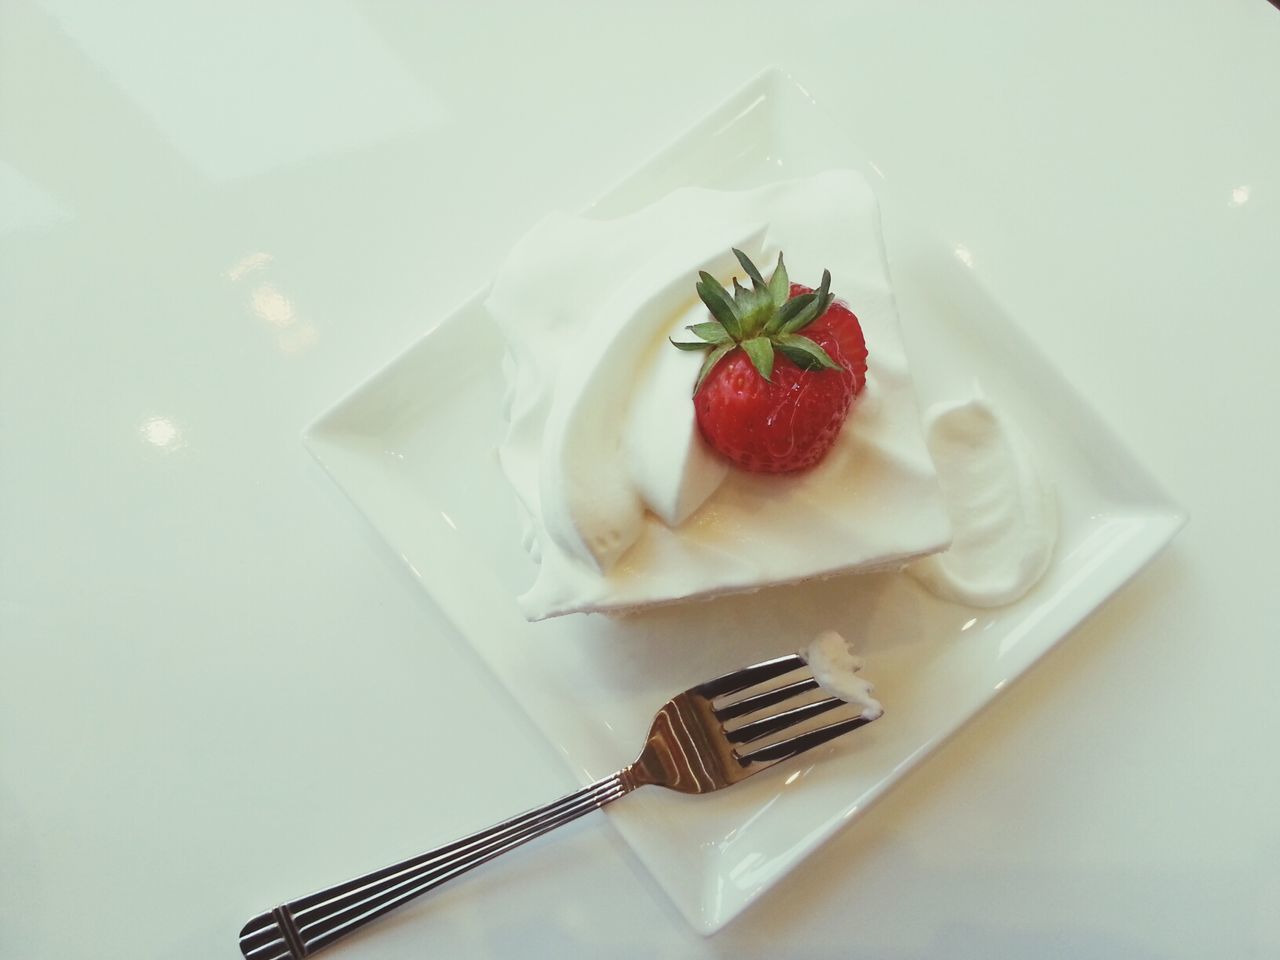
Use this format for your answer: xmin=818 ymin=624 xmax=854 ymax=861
xmin=714 ymin=677 xmax=820 ymax=722
xmin=693 ymin=654 xmax=806 ymax=700
xmin=739 ymin=715 xmax=875 ymax=766
xmin=726 ymin=696 xmax=846 ymax=744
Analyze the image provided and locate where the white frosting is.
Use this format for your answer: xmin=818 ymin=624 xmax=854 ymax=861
xmin=907 ymin=395 xmax=1057 ymax=606
xmin=488 ymin=170 xmax=952 ymax=620
xmin=804 ymin=630 xmax=883 ymax=721
xmin=623 ymin=296 xmax=730 ymax=529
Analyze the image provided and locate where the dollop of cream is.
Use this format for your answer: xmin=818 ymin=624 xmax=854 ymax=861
xmin=907 ymin=395 xmax=1056 ymax=607
xmin=804 ymin=630 xmax=883 ymax=721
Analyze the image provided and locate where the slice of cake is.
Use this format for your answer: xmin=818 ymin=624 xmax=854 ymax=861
xmin=487 ymin=169 xmax=951 ymax=620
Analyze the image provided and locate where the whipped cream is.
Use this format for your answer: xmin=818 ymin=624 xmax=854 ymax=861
xmin=907 ymin=395 xmax=1056 ymax=606
xmin=804 ymin=630 xmax=883 ymax=721
xmin=488 ymin=171 xmax=952 ymax=620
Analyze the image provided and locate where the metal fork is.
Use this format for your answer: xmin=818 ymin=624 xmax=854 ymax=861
xmin=238 ymin=653 xmax=877 ymax=959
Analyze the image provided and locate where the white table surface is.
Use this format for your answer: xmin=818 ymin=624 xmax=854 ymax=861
xmin=3 ymin=2 xmax=1278 ymax=958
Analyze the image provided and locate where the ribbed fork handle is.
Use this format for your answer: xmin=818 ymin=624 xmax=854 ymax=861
xmin=239 ymin=771 xmax=633 ymax=959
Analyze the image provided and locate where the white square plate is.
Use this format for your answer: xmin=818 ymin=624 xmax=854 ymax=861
xmin=305 ymin=69 xmax=1184 ymax=934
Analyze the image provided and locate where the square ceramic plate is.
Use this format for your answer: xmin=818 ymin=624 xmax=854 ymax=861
xmin=305 ymin=69 xmax=1184 ymax=934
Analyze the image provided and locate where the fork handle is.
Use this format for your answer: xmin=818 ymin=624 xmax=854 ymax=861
xmin=239 ymin=771 xmax=634 ymax=959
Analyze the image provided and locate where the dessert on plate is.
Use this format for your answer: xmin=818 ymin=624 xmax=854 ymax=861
xmin=487 ymin=169 xmax=952 ymax=621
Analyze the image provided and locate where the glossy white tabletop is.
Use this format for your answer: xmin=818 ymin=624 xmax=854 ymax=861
xmin=3 ymin=2 xmax=1278 ymax=958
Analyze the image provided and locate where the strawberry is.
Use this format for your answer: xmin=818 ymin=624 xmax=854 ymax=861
xmin=670 ymin=249 xmax=867 ymax=473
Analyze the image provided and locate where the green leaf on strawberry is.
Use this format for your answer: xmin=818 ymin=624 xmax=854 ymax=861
xmin=733 ymin=247 xmax=768 ymax=290
xmin=687 ymin=321 xmax=732 ymax=343
xmin=766 ymin=252 xmax=790 ymax=307
xmin=740 ymin=337 xmax=775 ymax=381
xmin=670 ymin=249 xmax=841 ymax=392
xmin=695 ymin=274 xmax=743 ymax=340
xmin=693 ymin=341 xmax=736 ymax=395
xmin=764 ymin=292 xmax=815 ymax=335
xmin=775 ymin=332 xmax=841 ymax=371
